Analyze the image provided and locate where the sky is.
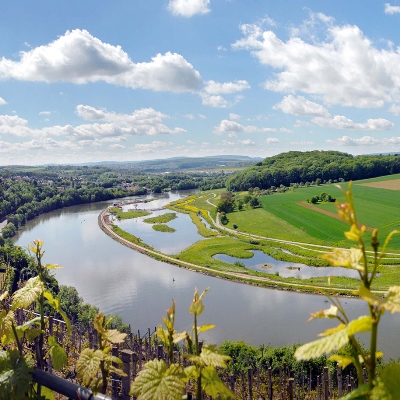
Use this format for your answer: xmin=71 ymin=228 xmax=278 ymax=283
xmin=2 ymin=1 xmax=400 ymax=165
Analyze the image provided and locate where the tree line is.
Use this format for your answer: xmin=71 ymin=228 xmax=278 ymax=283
xmin=226 ymin=150 xmax=400 ymax=191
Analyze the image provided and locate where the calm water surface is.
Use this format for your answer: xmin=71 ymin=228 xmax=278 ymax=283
xmin=13 ymin=192 xmax=400 ymax=357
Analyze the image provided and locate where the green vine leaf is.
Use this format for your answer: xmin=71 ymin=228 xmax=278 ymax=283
xmin=0 ymin=310 xmax=14 ymax=346
xmin=328 ymin=354 xmax=355 ymax=369
xmin=47 ymin=336 xmax=67 ymax=370
xmin=201 ymin=365 xmax=235 ymax=399
xmin=382 ymin=286 xmax=400 ymax=314
xmin=347 ymin=316 xmax=372 ymax=336
xmin=0 ymin=349 xmax=34 ymax=400
xmin=200 ymin=345 xmax=231 ymax=368
xmin=339 ymin=383 xmax=369 ymax=399
xmin=76 ymin=348 xmax=104 ymax=388
xmin=12 ymin=276 xmax=44 ymax=310
xmin=321 ymin=248 xmax=364 ymax=271
xmin=43 ymin=291 xmax=71 ymax=333
xmin=294 ymin=324 xmax=349 ymax=360
xmin=371 ymin=364 xmax=400 ymax=399
xmin=130 ymin=359 xmax=186 ymax=400
xmin=102 ymin=328 xmax=127 ymax=344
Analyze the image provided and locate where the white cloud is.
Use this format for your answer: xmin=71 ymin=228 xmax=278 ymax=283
xmin=222 ymin=140 xmax=235 ymax=145
xmin=273 ymin=95 xmax=330 ymax=117
xmin=266 ymin=137 xmax=280 ymax=144
xmin=389 ymin=104 xmax=400 ymax=115
xmin=168 ymin=0 xmax=211 ymax=17
xmin=228 ymin=132 xmax=237 ymax=138
xmin=200 ymin=94 xmax=229 ymax=108
xmin=0 ymin=106 xmax=186 ymax=140
xmin=198 ymin=114 xmax=207 ymax=119
xmin=0 ymin=97 xmax=7 ymax=105
xmin=183 ymin=113 xmax=195 ymax=119
xmin=229 ymin=113 xmax=240 ymax=120
xmin=0 ymin=29 xmax=202 ymax=93
xmin=328 ymin=135 xmax=400 ymax=146
xmin=280 ymin=128 xmax=294 ymax=134
xmin=312 ymin=115 xmax=394 ymax=130
xmin=204 ymin=80 xmax=250 ymax=95
xmin=109 ymin=144 xmax=125 ymax=149
xmin=214 ymin=119 xmax=276 ymax=134
xmin=238 ymin=139 xmax=255 ymax=146
xmin=186 ymin=140 xmax=196 ymax=144
xmin=289 ymin=140 xmax=314 ymax=145
xmin=294 ymin=119 xmax=311 ymax=127
xmin=217 ymin=46 xmax=227 ymax=51
xmin=233 ymin=20 xmax=400 ymax=108
xmin=39 ymin=111 xmax=53 ymax=116
xmin=384 ymin=3 xmax=400 ymax=14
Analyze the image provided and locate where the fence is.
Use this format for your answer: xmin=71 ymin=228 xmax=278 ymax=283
xmin=15 ymin=308 xmax=360 ymax=399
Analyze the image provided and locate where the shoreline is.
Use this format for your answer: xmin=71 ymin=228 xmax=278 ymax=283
xmin=98 ymin=207 xmax=383 ymax=297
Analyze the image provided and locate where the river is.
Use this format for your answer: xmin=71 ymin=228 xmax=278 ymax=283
xmin=13 ymin=191 xmax=400 ymax=358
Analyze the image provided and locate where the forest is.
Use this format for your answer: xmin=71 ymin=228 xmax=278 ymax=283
xmin=226 ymin=150 xmax=400 ymax=191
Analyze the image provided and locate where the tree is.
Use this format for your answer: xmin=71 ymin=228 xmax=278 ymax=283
xmin=216 ymin=198 xmax=234 ymax=213
xmin=249 ymin=196 xmax=260 ymax=208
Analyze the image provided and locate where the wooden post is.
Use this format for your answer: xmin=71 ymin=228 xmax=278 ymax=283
xmin=288 ymin=378 xmax=294 ymax=400
xmin=230 ymin=373 xmax=235 ymax=393
xmin=283 ymin=363 xmax=287 ymax=400
xmin=132 ymin=352 xmax=138 ymax=378
xmin=323 ymin=367 xmax=329 ymax=400
xmin=268 ymin=367 xmax=273 ymax=400
xmin=112 ymin=346 xmax=119 ymax=398
xmin=157 ymin=345 xmax=163 ymax=360
xmin=138 ymin=338 xmax=143 ymax=370
xmin=248 ymin=367 xmax=253 ymax=400
xmin=120 ymin=349 xmax=134 ymax=400
xmin=337 ymin=366 xmax=342 ymax=398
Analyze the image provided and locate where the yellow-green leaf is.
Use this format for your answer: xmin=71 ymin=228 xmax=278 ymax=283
xmin=294 ymin=325 xmax=349 ymax=360
xmin=357 ymin=286 xmax=384 ymax=308
xmin=43 ymin=291 xmax=71 ymax=333
xmin=383 ymin=286 xmax=400 ymax=314
xmin=328 ymin=354 xmax=355 ymax=369
xmin=76 ymin=348 xmax=104 ymax=387
xmin=371 ymin=364 xmax=400 ymax=400
xmin=47 ymin=336 xmax=67 ymax=370
xmin=308 ymin=305 xmax=338 ymax=322
xmin=200 ymin=345 xmax=231 ymax=368
xmin=172 ymin=331 xmax=189 ymax=344
xmin=102 ymin=329 xmax=127 ymax=344
xmin=197 ymin=324 xmax=215 ymax=333
xmin=348 ymin=316 xmax=372 ymax=336
xmin=45 ymin=264 xmax=62 ymax=269
xmin=201 ymin=365 xmax=235 ymax=399
xmin=0 ymin=310 xmax=14 ymax=346
xmin=319 ymin=323 xmax=347 ymax=337
xmin=130 ymin=360 xmax=186 ymax=400
xmin=321 ymin=248 xmax=364 ymax=271
xmin=12 ymin=276 xmax=44 ymax=309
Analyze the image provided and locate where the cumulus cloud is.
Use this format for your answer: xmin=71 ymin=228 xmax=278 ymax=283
xmin=214 ymin=119 xmax=276 ymax=134
xmin=135 ymin=141 xmax=173 ymax=153
xmin=0 ymin=29 xmax=202 ymax=93
xmin=184 ymin=113 xmax=195 ymax=119
xmin=203 ymin=80 xmax=250 ymax=95
xmin=273 ymin=95 xmax=330 ymax=117
xmin=168 ymin=0 xmax=211 ymax=17
xmin=389 ymin=104 xmax=400 ymax=115
xmin=201 ymin=93 xmax=244 ymax=108
xmin=229 ymin=113 xmax=240 ymax=120
xmin=280 ymin=128 xmax=294 ymax=133
xmin=266 ymin=137 xmax=280 ymax=144
xmin=0 ymin=106 xmax=186 ymax=140
xmin=384 ymin=3 xmax=400 ymax=14
xmin=312 ymin=115 xmax=394 ymax=130
xmin=328 ymin=135 xmax=400 ymax=146
xmin=39 ymin=111 xmax=52 ymax=116
xmin=233 ymin=19 xmax=400 ymax=108
xmin=238 ymin=139 xmax=255 ymax=145
xmin=0 ymin=97 xmax=7 ymax=105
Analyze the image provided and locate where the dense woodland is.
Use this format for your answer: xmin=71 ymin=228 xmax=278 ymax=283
xmin=226 ymin=151 xmax=400 ymax=191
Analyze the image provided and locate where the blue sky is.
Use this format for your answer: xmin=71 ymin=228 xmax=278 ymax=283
xmin=2 ymin=1 xmax=400 ymax=164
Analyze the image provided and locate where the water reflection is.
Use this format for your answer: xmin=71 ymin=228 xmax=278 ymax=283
xmin=12 ymin=192 xmax=400 ymax=358
xmin=213 ymin=251 xmax=360 ymax=279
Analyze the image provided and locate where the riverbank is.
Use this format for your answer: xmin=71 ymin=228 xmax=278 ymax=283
xmin=98 ymin=207 xmax=385 ymax=296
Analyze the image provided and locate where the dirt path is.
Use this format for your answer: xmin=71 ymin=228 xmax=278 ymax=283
xmin=99 ymin=206 xmax=387 ymax=295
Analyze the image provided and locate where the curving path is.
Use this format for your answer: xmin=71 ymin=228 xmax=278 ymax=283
xmin=99 ymin=206 xmax=386 ymax=295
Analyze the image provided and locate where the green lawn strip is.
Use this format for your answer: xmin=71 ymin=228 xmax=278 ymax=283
xmin=152 ymin=224 xmax=175 ymax=232
xmin=188 ymin=212 xmax=218 ymax=237
xmin=109 ymin=207 xmax=150 ymax=219
xmin=143 ymin=212 xmax=177 ymax=224
xmin=110 ymin=225 xmax=153 ymax=249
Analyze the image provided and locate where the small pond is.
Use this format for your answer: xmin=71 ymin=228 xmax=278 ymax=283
xmin=213 ymin=250 xmax=360 ymax=279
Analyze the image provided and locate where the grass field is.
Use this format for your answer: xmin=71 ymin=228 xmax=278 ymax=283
xmin=109 ymin=208 xmax=150 ymax=219
xmin=152 ymin=224 xmax=176 ymax=232
xmin=143 ymin=212 xmax=177 ymax=224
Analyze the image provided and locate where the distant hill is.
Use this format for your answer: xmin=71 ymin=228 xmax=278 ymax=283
xmin=74 ymin=155 xmax=263 ymax=172
xmin=226 ymin=150 xmax=400 ymax=191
